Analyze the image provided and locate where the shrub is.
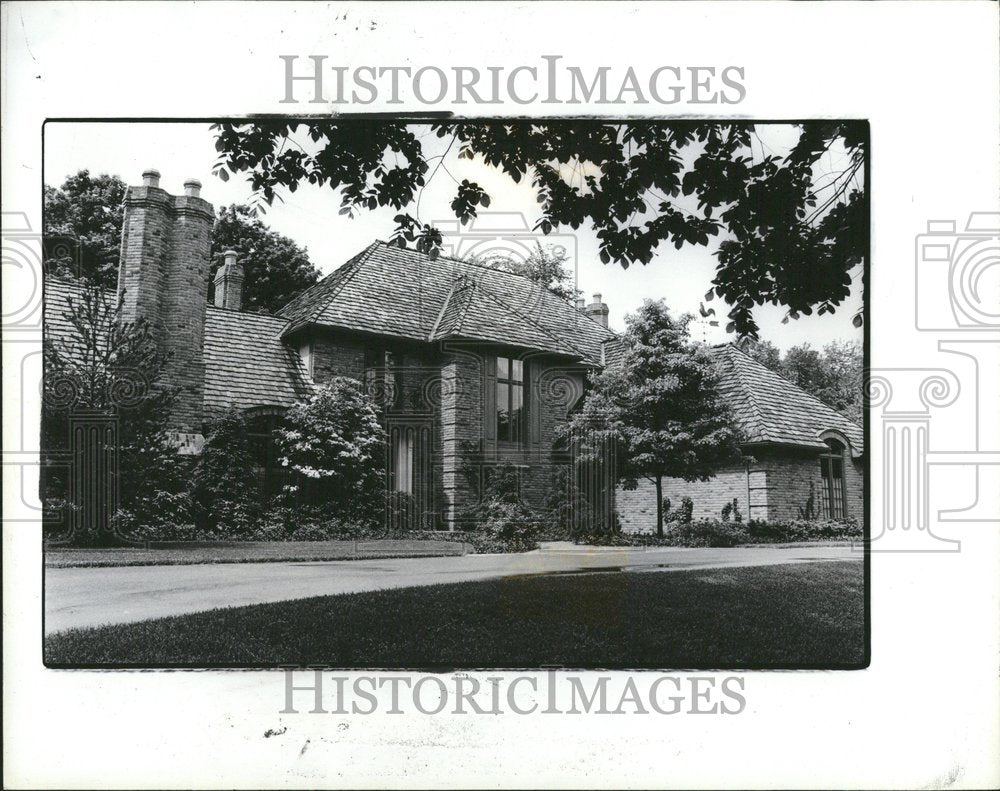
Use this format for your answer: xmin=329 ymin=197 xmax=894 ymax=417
xmin=797 ymin=481 xmax=818 ymax=520
xmin=573 ymin=516 xmax=861 ymax=547
xmin=275 ymin=378 xmax=386 ymax=523
xmin=464 ymin=462 xmax=542 ymax=553
xmin=746 ymin=517 xmax=861 ymax=543
xmin=543 ymin=465 xmax=593 ymax=539
xmin=191 ymin=408 xmax=259 ymax=537
xmin=720 ymin=497 xmax=743 ymax=523
xmin=666 ymin=496 xmax=694 ymax=525
xmin=663 ymin=519 xmax=750 ymax=547
xmin=385 ymin=491 xmax=420 ymax=532
xmin=42 ymin=286 xmax=192 ymax=546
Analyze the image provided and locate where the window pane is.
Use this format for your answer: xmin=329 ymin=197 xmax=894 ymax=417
xmin=497 ymin=382 xmax=509 ymax=441
xmin=393 ymin=430 xmax=413 ymax=494
xmin=510 ymin=384 xmax=523 ymax=442
xmin=511 ymin=358 xmax=523 ymax=382
xmin=497 ymin=356 xmax=509 ymax=380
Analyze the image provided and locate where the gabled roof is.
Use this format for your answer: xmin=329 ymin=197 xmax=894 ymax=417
xmin=711 ymin=343 xmax=864 ymax=455
xmin=278 ymin=241 xmax=617 ymax=365
xmin=44 ymin=278 xmax=312 ymax=416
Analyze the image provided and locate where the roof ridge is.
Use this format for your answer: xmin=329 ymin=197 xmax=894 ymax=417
xmin=727 ymin=342 xmax=862 ymax=431
xmin=375 ymin=239 xmax=563 ymax=287
xmin=428 ymin=278 xmax=459 ymax=340
xmin=374 ymin=241 xmax=618 ymax=339
xmin=451 ymin=277 xmax=477 ymax=334
xmin=472 ymin=276 xmax=590 ymax=360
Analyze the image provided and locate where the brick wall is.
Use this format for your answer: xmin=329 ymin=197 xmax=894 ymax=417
xmin=310 ymin=331 xmax=367 ymax=382
xmin=117 ymin=176 xmax=214 ymax=435
xmin=616 ymin=447 xmax=865 ymax=532
xmin=435 ymin=348 xmax=587 ymax=529
xmin=617 ymin=464 xmax=763 ymax=533
xmin=758 ymin=452 xmax=864 ymax=522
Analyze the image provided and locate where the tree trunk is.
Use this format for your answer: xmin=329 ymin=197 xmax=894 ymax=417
xmin=655 ymin=475 xmax=664 ymax=538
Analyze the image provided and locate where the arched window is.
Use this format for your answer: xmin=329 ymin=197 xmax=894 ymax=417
xmin=819 ymin=438 xmax=848 ymax=519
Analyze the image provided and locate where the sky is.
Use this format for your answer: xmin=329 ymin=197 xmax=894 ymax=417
xmin=43 ymin=121 xmax=864 ymax=351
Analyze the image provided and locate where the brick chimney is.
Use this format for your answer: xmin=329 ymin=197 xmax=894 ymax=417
xmin=213 ymin=249 xmax=244 ymax=310
xmin=585 ymin=293 xmax=609 ymax=327
xmin=117 ymin=170 xmax=214 ymax=450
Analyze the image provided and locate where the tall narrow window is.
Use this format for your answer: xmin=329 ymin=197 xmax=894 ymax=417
xmin=392 ymin=427 xmax=414 ymax=494
xmin=496 ymin=356 xmax=526 ymax=445
xmin=819 ymin=439 xmax=848 ymax=518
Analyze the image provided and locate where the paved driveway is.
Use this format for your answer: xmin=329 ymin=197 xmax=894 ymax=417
xmin=44 ymin=544 xmax=861 ymax=634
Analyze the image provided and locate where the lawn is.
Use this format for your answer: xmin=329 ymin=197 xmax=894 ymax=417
xmin=44 ymin=560 xmax=866 ymax=669
xmin=44 ymin=539 xmax=469 ymax=568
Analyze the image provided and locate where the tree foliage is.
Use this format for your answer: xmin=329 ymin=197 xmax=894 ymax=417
xmin=43 ymin=170 xmax=127 ymax=289
xmin=742 ymin=338 xmax=863 ymax=424
xmin=42 ymin=287 xmax=190 ymax=545
xmin=192 ymin=408 xmax=259 ymax=535
xmin=209 ymin=204 xmax=320 ymax=312
xmin=274 ymin=378 xmax=386 ymax=522
xmin=43 ymin=171 xmax=321 ymax=313
xmin=211 ymin=120 xmax=866 ymax=337
xmin=569 ymin=299 xmax=744 ymax=536
xmin=470 ymin=242 xmax=580 ymax=302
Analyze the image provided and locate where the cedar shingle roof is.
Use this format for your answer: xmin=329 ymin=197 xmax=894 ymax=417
xmin=711 ymin=343 xmax=864 ymax=455
xmin=44 ymin=278 xmax=312 ymax=417
xmin=202 ymin=308 xmax=312 ymax=413
xmin=279 ymin=241 xmax=616 ymax=364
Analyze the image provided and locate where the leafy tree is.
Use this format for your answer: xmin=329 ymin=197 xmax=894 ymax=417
xmin=274 ymin=377 xmax=386 ymax=523
xmin=209 ymin=204 xmax=320 ymax=313
xmin=741 ymin=339 xmax=782 ymax=371
xmin=569 ymin=299 xmax=743 ymax=537
xmin=43 ymin=170 xmax=127 ymax=289
xmin=211 ymin=120 xmax=866 ymax=336
xmin=43 ymin=171 xmax=321 ymax=313
xmin=470 ymin=242 xmax=580 ymax=302
xmin=192 ymin=408 xmax=258 ymax=535
xmin=42 ymin=287 xmax=190 ymax=545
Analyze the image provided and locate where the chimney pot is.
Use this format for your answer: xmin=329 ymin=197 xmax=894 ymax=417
xmin=576 ymin=297 xmax=586 ymax=309
xmin=142 ymin=168 xmax=161 ymax=188
xmin=183 ymin=178 xmax=202 ymax=198
xmin=214 ymin=250 xmax=244 ymax=311
xmin=585 ymin=293 xmax=610 ymax=328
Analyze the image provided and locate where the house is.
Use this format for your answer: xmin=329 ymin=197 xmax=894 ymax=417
xmin=614 ymin=343 xmax=865 ymax=530
xmin=44 ymin=171 xmax=864 ymax=532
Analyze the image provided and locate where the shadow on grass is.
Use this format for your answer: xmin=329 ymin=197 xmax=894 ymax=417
xmin=45 ymin=560 xmax=865 ymax=669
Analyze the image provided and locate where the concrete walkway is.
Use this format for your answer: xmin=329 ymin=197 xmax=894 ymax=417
xmin=44 ymin=544 xmax=861 ymax=634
